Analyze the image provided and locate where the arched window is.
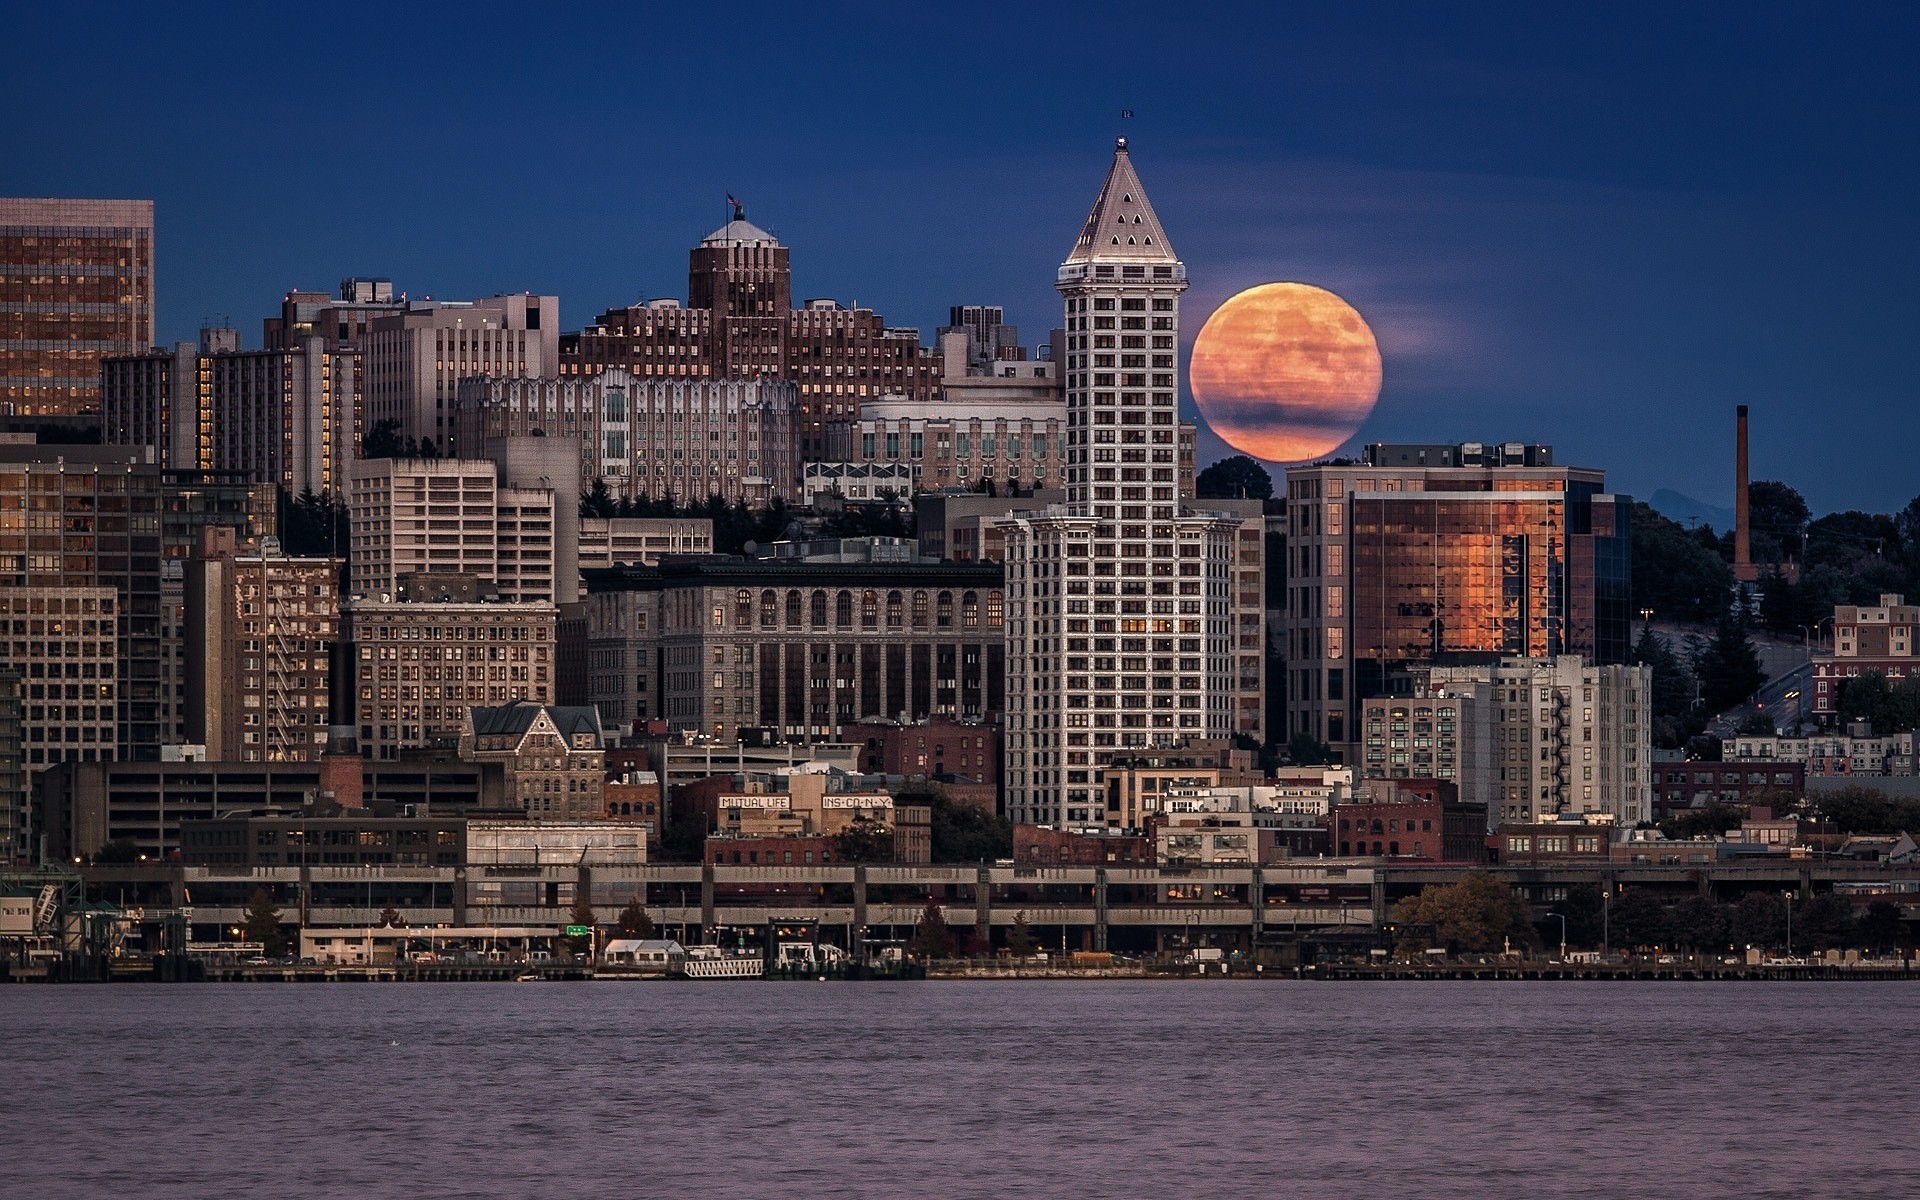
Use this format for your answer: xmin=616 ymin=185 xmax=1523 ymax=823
xmin=760 ymin=589 xmax=777 ymax=628
xmin=1370 ymin=819 xmax=1383 ymax=835
xmin=861 ymin=590 xmax=879 ymax=630
xmin=886 ymin=591 xmax=904 ymax=628
xmin=911 ymin=590 xmax=929 ymax=628
xmin=961 ymin=591 xmax=979 ymax=627
xmin=810 ymin=591 xmax=828 ymax=628
xmin=734 ymin=589 xmax=751 ymax=627
xmin=836 ymin=591 xmax=853 ymax=628
xmin=786 ymin=590 xmax=802 ymax=626
xmin=936 ymin=591 xmax=953 ymax=628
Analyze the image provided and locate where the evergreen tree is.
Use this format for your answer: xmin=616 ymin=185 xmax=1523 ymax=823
xmin=1694 ymin=614 xmax=1765 ymax=713
xmin=243 ymin=888 xmax=287 ymax=957
xmin=616 ymin=898 xmax=656 ymax=939
xmin=1006 ymin=911 xmax=1037 ymax=957
xmin=909 ymin=896 xmax=955 ymax=959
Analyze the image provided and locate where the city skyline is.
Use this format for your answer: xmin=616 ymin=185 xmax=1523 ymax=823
xmin=5 ymin=5 xmax=1915 ymax=512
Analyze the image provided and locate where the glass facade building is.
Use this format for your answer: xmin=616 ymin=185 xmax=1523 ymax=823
xmin=0 ymin=199 xmax=154 ymax=416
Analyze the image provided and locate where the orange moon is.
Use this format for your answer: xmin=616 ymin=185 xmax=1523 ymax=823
xmin=1189 ymin=282 xmax=1383 ymax=463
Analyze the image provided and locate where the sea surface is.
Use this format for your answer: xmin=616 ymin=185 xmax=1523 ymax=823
xmin=4 ymin=980 xmax=1917 ymax=1199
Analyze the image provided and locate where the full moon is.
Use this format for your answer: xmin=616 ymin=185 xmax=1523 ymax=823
xmin=1189 ymin=282 xmax=1383 ymax=464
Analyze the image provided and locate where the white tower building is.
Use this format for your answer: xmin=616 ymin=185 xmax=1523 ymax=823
xmin=999 ymin=139 xmax=1246 ymax=829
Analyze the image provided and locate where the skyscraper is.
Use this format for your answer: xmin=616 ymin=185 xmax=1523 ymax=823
xmin=998 ymin=139 xmax=1244 ymax=829
xmin=0 ymin=198 xmax=154 ymax=416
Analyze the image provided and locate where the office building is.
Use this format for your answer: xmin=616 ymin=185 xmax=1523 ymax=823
xmin=824 ymin=395 xmax=1067 ymax=495
xmin=1283 ymin=441 xmax=1632 ymax=756
xmin=998 ymin=138 xmax=1246 ymax=829
xmin=0 ymin=443 xmax=165 ymax=757
xmin=343 ymin=597 xmax=557 ymax=761
xmin=559 ymin=208 xmax=941 ymax=457
xmin=347 ymin=452 xmax=563 ymax=604
xmin=362 ymin=293 xmax=558 ymax=453
xmin=184 ymin=529 xmax=341 ymax=762
xmin=101 ymin=327 xmax=358 ymax=496
xmin=577 ymin=516 xmax=714 ymax=571
xmin=0 ymin=587 xmax=117 ymax=857
xmin=0 ymin=198 xmax=154 ymax=416
xmin=0 ymin=669 xmax=21 ymax=861
xmin=1810 ymin=593 xmax=1920 ymax=720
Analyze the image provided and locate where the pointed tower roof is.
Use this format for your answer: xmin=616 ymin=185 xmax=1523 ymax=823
xmin=1063 ymin=136 xmax=1179 ymax=266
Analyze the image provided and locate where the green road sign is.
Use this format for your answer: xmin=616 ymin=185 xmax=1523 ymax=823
xmin=565 ymin=925 xmax=592 ymax=937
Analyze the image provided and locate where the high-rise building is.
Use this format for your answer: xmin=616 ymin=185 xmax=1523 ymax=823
xmin=559 ymin=209 xmax=942 ymax=458
xmin=1284 ymin=441 xmax=1631 ymax=758
xmin=102 ymin=328 xmax=358 ymax=496
xmin=0 ymin=589 xmax=116 ymax=858
xmin=938 ymin=305 xmax=1028 ymax=374
xmin=184 ymin=529 xmax=341 ymax=762
xmin=998 ymin=139 xmax=1246 ymax=829
xmin=362 ymin=294 xmax=558 ymax=454
xmin=0 ymin=444 xmax=165 ymax=757
xmin=0 ymin=199 xmax=154 ymax=416
xmin=0 ymin=668 xmax=22 ymax=861
xmin=347 ymin=452 xmax=564 ymax=604
xmin=1415 ymin=656 xmax=1652 ymax=825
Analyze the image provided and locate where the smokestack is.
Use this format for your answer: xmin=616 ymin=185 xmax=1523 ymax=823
xmin=1734 ymin=405 xmax=1752 ymax=578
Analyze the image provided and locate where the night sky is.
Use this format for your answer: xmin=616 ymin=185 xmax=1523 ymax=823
xmin=6 ymin=2 xmax=1914 ymax=513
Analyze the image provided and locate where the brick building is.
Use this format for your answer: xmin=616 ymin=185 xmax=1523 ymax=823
xmin=1332 ymin=778 xmax=1488 ymax=862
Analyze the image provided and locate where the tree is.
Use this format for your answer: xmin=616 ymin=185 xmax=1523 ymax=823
xmin=1286 ymin=730 xmax=1336 ymax=767
xmin=1609 ymin=890 xmax=1673 ymax=951
xmin=1633 ymin=627 xmax=1704 ymax=748
xmin=1837 ymin=670 xmax=1920 ymax=735
xmin=1631 ymin=502 xmax=1735 ymax=624
xmin=1809 ymin=783 xmax=1920 ymax=835
xmin=1798 ymin=892 xmax=1856 ymax=950
xmin=924 ymin=789 xmax=1013 ymax=862
xmin=616 ymin=898 xmax=656 ymax=939
xmin=909 ymin=896 xmax=955 ymax=959
xmin=377 ymin=903 xmax=403 ymax=929
xmin=1196 ymin=455 xmax=1274 ymax=501
xmin=833 ymin=815 xmax=895 ymax=864
xmin=1389 ymin=872 xmax=1535 ymax=954
xmin=1746 ymin=480 xmax=1810 ymax=565
xmin=1672 ymin=896 xmax=1731 ymax=953
xmin=1860 ymin=901 xmax=1904 ymax=954
xmin=1694 ymin=613 xmax=1765 ymax=714
xmin=1549 ymin=884 xmax=1606 ymax=948
xmin=93 ymin=838 xmax=140 ymax=865
xmin=564 ymin=902 xmax=597 ymax=958
xmin=1006 ymin=911 xmax=1037 ymax=957
xmin=962 ymin=926 xmax=993 ymax=958
xmin=1658 ymin=801 xmax=1746 ymax=842
xmin=361 ymin=418 xmax=407 ymax=459
xmin=243 ymin=888 xmax=286 ymax=958
xmin=580 ymin=476 xmax=617 ymax=519
xmin=1730 ymin=892 xmax=1786 ymax=951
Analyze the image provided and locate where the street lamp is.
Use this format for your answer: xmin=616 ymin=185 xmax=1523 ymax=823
xmin=1784 ymin=891 xmax=1795 ymax=958
xmin=1550 ymin=913 xmax=1567 ymax=961
xmin=1639 ymin=608 xmax=1655 ymax=644
xmin=1603 ymin=889 xmax=1611 ymax=959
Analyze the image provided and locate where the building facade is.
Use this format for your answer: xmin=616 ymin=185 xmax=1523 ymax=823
xmin=0 ymin=444 xmax=165 ymax=758
xmin=824 ymin=396 xmax=1067 ymax=495
xmin=102 ymin=329 xmax=357 ymax=498
xmin=459 ymin=700 xmax=606 ymax=820
xmin=344 ymin=598 xmax=557 ymax=760
xmin=456 ymin=370 xmax=798 ymax=506
xmin=998 ymin=139 xmax=1246 ymax=829
xmin=558 ymin=211 xmax=941 ymax=458
xmin=585 ymin=558 xmax=1006 ymax=739
xmin=1416 ymin=656 xmax=1653 ymax=825
xmin=184 ymin=531 xmax=340 ymax=762
xmin=362 ymin=294 xmax=558 ymax=453
xmin=347 ymin=456 xmax=561 ymax=604
xmin=1810 ymin=593 xmax=1920 ymax=720
xmin=1283 ymin=442 xmax=1631 ymax=756
xmin=0 ymin=198 xmax=154 ymax=416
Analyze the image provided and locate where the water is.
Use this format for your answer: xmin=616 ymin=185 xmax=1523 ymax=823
xmin=4 ymin=981 xmax=1917 ymax=1198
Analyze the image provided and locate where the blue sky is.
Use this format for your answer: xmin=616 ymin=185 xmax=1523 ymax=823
xmin=6 ymin=2 xmax=1914 ymax=513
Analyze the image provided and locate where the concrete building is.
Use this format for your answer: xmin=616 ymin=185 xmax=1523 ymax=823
xmin=915 ymin=489 xmax=1067 ymax=563
xmin=1728 ymin=732 xmax=1909 ymax=777
xmin=344 ymin=598 xmax=557 ymax=760
xmin=0 ymin=444 xmax=165 ymax=758
xmin=0 ymin=198 xmax=154 ymax=416
xmin=584 ymin=557 xmax=1005 ymax=740
xmin=362 ymin=294 xmax=558 ymax=453
xmin=184 ymin=529 xmax=340 ymax=762
xmin=578 ymin=516 xmax=714 ymax=571
xmin=559 ymin=209 xmax=941 ymax=459
xmin=0 ymin=669 xmax=22 ymax=861
xmin=0 ymin=587 xmax=117 ymax=857
xmin=1420 ymin=655 xmax=1653 ymax=825
xmin=101 ymin=328 xmax=357 ymax=496
xmin=262 ymin=277 xmax=402 ymax=353
xmin=998 ymin=138 xmax=1247 ymax=830
xmin=459 ymin=700 xmax=606 ymax=820
xmin=1359 ymin=684 xmax=1498 ymax=812
xmin=455 ymin=369 xmax=799 ymax=506
xmin=1282 ymin=441 xmax=1632 ymax=757
xmin=800 ymin=461 xmax=914 ymax=506
xmin=347 ymin=450 xmax=565 ymax=604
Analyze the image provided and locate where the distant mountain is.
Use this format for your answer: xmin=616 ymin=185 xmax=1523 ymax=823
xmin=1649 ymin=489 xmax=1734 ymax=532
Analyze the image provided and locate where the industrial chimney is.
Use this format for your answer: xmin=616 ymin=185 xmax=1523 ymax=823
xmin=1734 ymin=404 xmax=1755 ymax=582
